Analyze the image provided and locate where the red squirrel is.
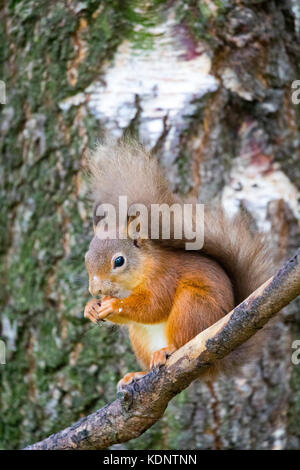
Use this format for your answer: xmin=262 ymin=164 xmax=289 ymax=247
xmin=84 ymin=139 xmax=273 ymax=390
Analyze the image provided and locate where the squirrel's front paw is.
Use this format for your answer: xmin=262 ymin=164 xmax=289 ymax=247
xmin=84 ymin=298 xmax=103 ymax=323
xmin=84 ymin=297 xmax=115 ymax=323
xmin=96 ymin=297 xmax=116 ymax=321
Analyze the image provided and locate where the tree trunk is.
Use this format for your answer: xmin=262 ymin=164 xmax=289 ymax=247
xmin=0 ymin=0 xmax=299 ymax=450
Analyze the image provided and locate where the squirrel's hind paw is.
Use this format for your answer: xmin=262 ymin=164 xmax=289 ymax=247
xmin=150 ymin=346 xmax=176 ymax=369
xmin=117 ymin=371 xmax=147 ymax=392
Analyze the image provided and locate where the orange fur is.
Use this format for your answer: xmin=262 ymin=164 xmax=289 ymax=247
xmin=85 ymin=246 xmax=235 ymax=370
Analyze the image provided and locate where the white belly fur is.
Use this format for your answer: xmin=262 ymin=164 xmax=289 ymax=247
xmin=139 ymin=322 xmax=168 ymax=354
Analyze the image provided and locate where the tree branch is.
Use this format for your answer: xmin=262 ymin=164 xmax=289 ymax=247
xmin=24 ymin=248 xmax=300 ymax=450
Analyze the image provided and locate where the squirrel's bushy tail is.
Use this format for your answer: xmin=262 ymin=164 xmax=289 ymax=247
xmin=201 ymin=207 xmax=273 ymax=305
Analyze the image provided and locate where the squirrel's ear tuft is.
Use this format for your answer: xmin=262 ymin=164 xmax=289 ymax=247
xmin=127 ymin=214 xmax=137 ymax=227
xmin=126 ymin=213 xmax=148 ymax=244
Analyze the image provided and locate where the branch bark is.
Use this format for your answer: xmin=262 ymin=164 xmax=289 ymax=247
xmin=24 ymin=248 xmax=300 ymax=450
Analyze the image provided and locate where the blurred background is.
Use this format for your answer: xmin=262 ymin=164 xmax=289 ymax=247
xmin=0 ymin=0 xmax=300 ymax=450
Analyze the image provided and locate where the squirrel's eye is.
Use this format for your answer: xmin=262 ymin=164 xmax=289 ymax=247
xmin=113 ymin=256 xmax=125 ymax=268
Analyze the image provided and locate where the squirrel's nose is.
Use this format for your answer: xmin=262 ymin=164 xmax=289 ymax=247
xmin=89 ymin=275 xmax=102 ymax=296
xmin=89 ymin=286 xmax=102 ymax=296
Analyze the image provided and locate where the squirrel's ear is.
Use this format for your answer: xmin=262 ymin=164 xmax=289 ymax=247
xmin=127 ymin=214 xmax=140 ymax=236
xmin=133 ymin=237 xmax=143 ymax=248
xmin=127 ymin=214 xmax=147 ymax=247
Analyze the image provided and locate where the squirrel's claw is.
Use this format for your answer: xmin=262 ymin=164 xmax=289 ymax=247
xmin=150 ymin=346 xmax=176 ymax=369
xmin=84 ymin=298 xmax=103 ymax=324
